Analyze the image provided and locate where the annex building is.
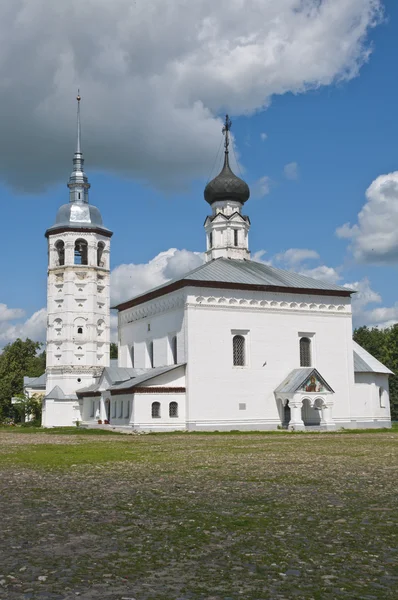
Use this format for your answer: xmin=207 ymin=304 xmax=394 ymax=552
xmin=39 ymin=102 xmax=392 ymax=431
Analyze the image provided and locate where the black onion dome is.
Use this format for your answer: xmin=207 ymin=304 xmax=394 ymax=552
xmin=204 ymin=152 xmax=250 ymax=205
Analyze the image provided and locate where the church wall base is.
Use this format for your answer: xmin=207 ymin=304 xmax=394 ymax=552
xmin=42 ymin=399 xmax=81 ymax=428
xmin=336 ymin=419 xmax=392 ymax=430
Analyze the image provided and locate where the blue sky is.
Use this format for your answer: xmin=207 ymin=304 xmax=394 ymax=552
xmin=1 ymin=0 xmax=398 ymax=344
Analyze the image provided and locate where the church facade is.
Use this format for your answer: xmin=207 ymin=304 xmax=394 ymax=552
xmin=42 ymin=107 xmax=392 ymax=431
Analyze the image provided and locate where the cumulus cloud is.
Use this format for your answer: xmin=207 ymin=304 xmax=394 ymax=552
xmin=0 ymin=0 xmax=382 ymax=191
xmin=342 ymin=278 xmax=398 ymax=328
xmin=0 ymin=304 xmax=25 ymax=322
xmin=284 ymin=162 xmax=299 ymax=180
xmin=337 ymin=171 xmax=398 ymax=264
xmin=271 ymin=247 xmax=342 ymax=285
xmin=275 ymin=248 xmax=319 ymax=266
xmin=252 ymin=176 xmax=271 ymax=198
xmin=111 ymin=248 xmax=204 ymax=306
xmin=0 ymin=309 xmax=47 ymax=347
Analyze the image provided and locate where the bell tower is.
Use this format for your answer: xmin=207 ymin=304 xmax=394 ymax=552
xmin=204 ymin=115 xmax=251 ymax=261
xmin=43 ymin=94 xmax=113 ymax=427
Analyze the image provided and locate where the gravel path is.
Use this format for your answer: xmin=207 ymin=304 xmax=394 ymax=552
xmin=0 ymin=431 xmax=397 ymax=599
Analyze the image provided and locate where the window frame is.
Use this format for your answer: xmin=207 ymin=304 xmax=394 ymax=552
xmin=232 ymin=334 xmax=246 ymax=367
xmin=151 ymin=401 xmax=161 ymax=418
xmin=299 ymin=337 xmax=312 ymax=367
xmin=169 ymin=401 xmax=178 ymax=418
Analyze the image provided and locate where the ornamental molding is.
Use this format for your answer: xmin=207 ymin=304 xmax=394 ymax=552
xmin=46 ymin=365 xmax=103 ymax=376
xmin=120 ymin=294 xmax=186 ymax=325
xmin=186 ymin=296 xmax=350 ymax=316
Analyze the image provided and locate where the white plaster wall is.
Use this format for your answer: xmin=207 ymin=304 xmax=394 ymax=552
xmin=185 ymin=286 xmax=354 ymax=430
xmin=352 ymin=372 xmax=391 ymax=426
xmin=43 ymin=399 xmax=80 ymax=427
xmin=133 ymin=393 xmax=186 ymax=430
xmin=118 ymin=294 xmax=186 ymax=369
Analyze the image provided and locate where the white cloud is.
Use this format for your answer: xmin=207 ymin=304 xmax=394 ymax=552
xmin=0 ymin=304 xmax=25 ymax=322
xmin=252 ymin=176 xmax=271 ymax=198
xmin=271 ymin=247 xmax=342 ymax=284
xmin=344 ymin=278 xmax=382 ymax=310
xmin=299 ymin=265 xmax=341 ymax=285
xmin=337 ymin=171 xmax=398 ymax=264
xmin=284 ymin=161 xmax=299 ymax=180
xmin=110 ymin=248 xmax=204 ymax=306
xmin=260 ymin=132 xmax=268 ymax=142
xmin=0 ymin=0 xmax=382 ymax=191
xmin=275 ymin=248 xmax=319 ymax=266
xmin=0 ymin=309 xmax=47 ymax=347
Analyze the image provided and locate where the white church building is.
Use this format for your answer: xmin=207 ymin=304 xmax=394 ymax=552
xmin=42 ymin=104 xmax=392 ymax=431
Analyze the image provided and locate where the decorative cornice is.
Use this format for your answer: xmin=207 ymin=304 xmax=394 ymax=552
xmin=114 ymin=279 xmax=352 ymax=312
xmin=47 ymin=365 xmax=103 ymax=376
xmin=46 ymin=226 xmax=113 ymax=239
xmin=187 ymin=295 xmax=351 ymax=316
xmin=111 ymin=386 xmax=186 ymax=396
xmin=119 ymin=293 xmax=185 ymax=325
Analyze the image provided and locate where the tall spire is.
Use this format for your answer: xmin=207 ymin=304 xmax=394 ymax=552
xmin=76 ymin=90 xmax=81 ymax=154
xmin=68 ymin=91 xmax=90 ymax=203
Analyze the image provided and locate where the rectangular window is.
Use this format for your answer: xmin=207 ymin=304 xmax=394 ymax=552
xmin=234 ymin=229 xmax=238 ymax=246
xmin=90 ymin=400 xmax=95 ymax=418
xmin=379 ymin=387 xmax=386 ymax=408
xmin=239 ymin=403 xmax=246 ymax=411
xmin=125 ymin=400 xmax=130 ymax=419
xmin=112 ymin=401 xmax=116 ymax=418
xmin=119 ymin=401 xmax=123 ymax=418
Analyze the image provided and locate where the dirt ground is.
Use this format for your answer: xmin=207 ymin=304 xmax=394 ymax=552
xmin=0 ymin=430 xmax=397 ymax=600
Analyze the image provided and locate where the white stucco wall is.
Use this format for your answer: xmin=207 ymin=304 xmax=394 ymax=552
xmin=352 ymin=372 xmax=391 ymax=427
xmin=118 ymin=291 xmax=186 ymax=369
xmin=184 ymin=286 xmax=355 ymax=430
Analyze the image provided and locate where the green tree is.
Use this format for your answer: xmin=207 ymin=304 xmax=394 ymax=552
xmin=110 ymin=343 xmax=118 ymax=359
xmin=0 ymin=338 xmax=44 ymax=419
xmin=353 ymin=326 xmax=398 ymax=421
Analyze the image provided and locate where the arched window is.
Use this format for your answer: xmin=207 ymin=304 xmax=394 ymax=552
xmin=55 ymin=240 xmax=65 ymax=266
xmin=171 ymin=336 xmax=177 ymax=365
xmin=169 ymin=401 xmax=178 ymax=418
xmin=97 ymin=242 xmax=105 ymax=267
xmin=148 ymin=341 xmax=154 ymax=368
xmin=152 ymin=402 xmax=160 ymax=418
xmin=77 ymin=326 xmax=83 ymax=334
xmin=74 ymin=239 xmax=88 ymax=265
xmin=234 ymin=229 xmax=238 ymax=247
xmin=233 ymin=335 xmax=245 ymax=366
xmin=300 ymin=337 xmax=311 ymax=367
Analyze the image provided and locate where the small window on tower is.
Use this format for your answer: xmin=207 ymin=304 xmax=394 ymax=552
xmin=77 ymin=327 xmax=83 ymax=334
xmin=209 ymin=232 xmax=213 ymax=248
xmin=234 ymin=230 xmax=238 ymax=247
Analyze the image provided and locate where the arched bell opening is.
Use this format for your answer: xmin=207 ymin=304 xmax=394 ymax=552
xmin=55 ymin=240 xmax=65 ymax=266
xmin=74 ymin=239 xmax=88 ymax=265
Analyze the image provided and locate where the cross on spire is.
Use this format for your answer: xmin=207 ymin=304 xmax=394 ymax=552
xmin=222 ymin=114 xmax=232 ymax=154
